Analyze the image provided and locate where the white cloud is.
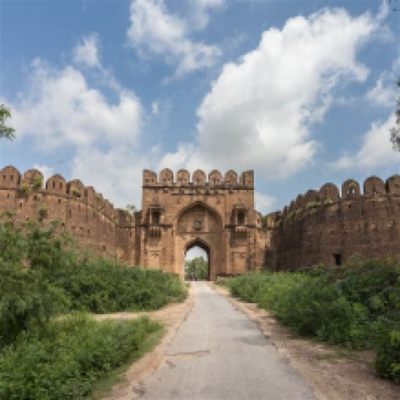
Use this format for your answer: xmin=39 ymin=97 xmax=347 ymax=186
xmin=151 ymin=101 xmax=160 ymax=115
xmin=189 ymin=0 xmax=225 ymax=30
xmin=7 ymin=54 xmax=146 ymax=208
xmin=367 ymin=55 xmax=400 ymax=107
xmin=161 ymin=7 xmax=378 ymax=178
xmin=127 ymin=0 xmax=221 ymax=76
xmin=33 ymin=164 xmax=54 ymax=181
xmin=11 ymin=59 xmax=142 ymax=149
xmin=255 ymin=191 xmax=275 ymax=214
xmin=73 ymin=33 xmax=100 ymax=68
xmin=333 ymin=114 xmax=400 ymax=171
xmin=71 ymin=146 xmax=158 ymax=208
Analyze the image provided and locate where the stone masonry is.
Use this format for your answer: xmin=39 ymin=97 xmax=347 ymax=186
xmin=0 ymin=165 xmax=399 ymax=278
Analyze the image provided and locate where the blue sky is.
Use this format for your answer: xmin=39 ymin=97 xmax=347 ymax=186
xmin=0 ymin=0 xmax=399 ymax=213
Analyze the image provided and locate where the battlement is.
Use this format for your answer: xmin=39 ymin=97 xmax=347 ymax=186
xmin=0 ymin=165 xmax=137 ymax=263
xmin=142 ymin=169 xmax=254 ymax=189
xmin=267 ymin=174 xmax=400 ymax=270
xmin=0 ymin=165 xmax=136 ymax=223
xmin=276 ymin=175 xmax=400 ymax=221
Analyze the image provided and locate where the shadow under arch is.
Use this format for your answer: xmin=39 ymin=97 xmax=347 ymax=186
xmin=184 ymin=237 xmax=211 ymax=281
xmin=175 ymin=200 xmax=223 ymax=228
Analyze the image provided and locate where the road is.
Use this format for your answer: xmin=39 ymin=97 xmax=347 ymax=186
xmin=137 ymin=282 xmax=315 ymax=400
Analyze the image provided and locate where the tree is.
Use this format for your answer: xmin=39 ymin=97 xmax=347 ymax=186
xmin=125 ymin=204 xmax=136 ymax=213
xmin=184 ymin=256 xmax=209 ymax=281
xmin=0 ymin=104 xmax=15 ymax=140
xmin=390 ymin=78 xmax=400 ymax=151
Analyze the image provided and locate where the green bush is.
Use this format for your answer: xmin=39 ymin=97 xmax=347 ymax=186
xmin=0 ymin=219 xmax=186 ymax=345
xmin=226 ymin=259 xmax=400 ymax=383
xmin=0 ymin=315 xmax=162 ymax=399
xmin=376 ymin=329 xmax=400 ymax=384
xmin=0 ymin=261 xmax=68 ymax=348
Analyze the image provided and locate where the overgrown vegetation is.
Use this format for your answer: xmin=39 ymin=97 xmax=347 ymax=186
xmin=0 ymin=217 xmax=186 ymax=345
xmin=0 ymin=217 xmax=186 ymax=397
xmin=0 ymin=315 xmax=161 ymax=399
xmin=0 ymin=104 xmax=15 ymax=140
xmin=225 ymin=259 xmax=400 ymax=384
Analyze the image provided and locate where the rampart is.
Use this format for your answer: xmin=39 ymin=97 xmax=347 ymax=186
xmin=0 ymin=166 xmax=136 ymax=263
xmin=1 ymin=165 xmax=399 ymax=273
xmin=266 ymin=175 xmax=400 ymax=269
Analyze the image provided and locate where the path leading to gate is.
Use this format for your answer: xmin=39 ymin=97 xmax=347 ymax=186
xmin=137 ymin=282 xmax=315 ymax=400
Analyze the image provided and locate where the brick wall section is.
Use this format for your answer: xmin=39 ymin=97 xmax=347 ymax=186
xmin=266 ymin=175 xmax=400 ymax=269
xmin=0 ymin=166 xmax=136 ymax=262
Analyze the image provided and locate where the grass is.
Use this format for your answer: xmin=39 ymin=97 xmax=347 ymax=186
xmin=89 ymin=324 xmax=165 ymax=399
xmin=0 ymin=315 xmax=163 ymax=400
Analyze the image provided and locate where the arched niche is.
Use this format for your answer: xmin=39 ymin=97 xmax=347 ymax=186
xmin=176 ymin=202 xmax=223 ymax=234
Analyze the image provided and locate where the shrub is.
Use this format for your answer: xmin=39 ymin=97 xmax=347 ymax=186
xmin=0 ymin=220 xmax=186 ymax=345
xmin=0 ymin=315 xmax=162 ymax=399
xmin=0 ymin=261 xmax=68 ymax=348
xmin=376 ymin=329 xmax=400 ymax=384
xmin=226 ymin=259 xmax=400 ymax=383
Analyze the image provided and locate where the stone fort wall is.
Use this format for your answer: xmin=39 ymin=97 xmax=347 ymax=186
xmin=0 ymin=166 xmax=136 ymax=263
xmin=266 ymin=175 xmax=400 ymax=269
xmin=1 ymin=164 xmax=399 ymax=272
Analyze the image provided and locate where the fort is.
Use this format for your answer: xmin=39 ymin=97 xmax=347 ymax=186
xmin=1 ymin=165 xmax=399 ymax=278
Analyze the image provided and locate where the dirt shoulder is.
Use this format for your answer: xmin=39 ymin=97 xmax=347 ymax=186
xmin=94 ymin=290 xmax=194 ymax=400
xmin=212 ymin=283 xmax=399 ymax=400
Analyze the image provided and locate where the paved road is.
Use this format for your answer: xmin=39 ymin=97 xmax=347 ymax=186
xmin=138 ymin=282 xmax=315 ymax=400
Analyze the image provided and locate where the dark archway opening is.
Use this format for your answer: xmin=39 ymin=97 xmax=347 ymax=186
xmin=184 ymin=242 xmax=210 ymax=281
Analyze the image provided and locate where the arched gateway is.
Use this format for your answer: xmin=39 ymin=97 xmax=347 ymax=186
xmin=138 ymin=169 xmax=266 ymax=280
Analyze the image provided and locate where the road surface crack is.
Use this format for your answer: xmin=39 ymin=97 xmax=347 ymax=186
xmin=166 ymin=350 xmax=210 ymax=359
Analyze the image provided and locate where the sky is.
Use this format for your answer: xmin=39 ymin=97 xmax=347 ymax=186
xmin=0 ymin=0 xmax=399 ymax=214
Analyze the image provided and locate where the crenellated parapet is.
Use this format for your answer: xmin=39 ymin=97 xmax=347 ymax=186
xmin=143 ymin=169 xmax=254 ymax=188
xmin=267 ymin=175 xmax=400 ymax=270
xmin=0 ymin=166 xmax=136 ymax=263
xmin=275 ymin=175 xmax=400 ymax=224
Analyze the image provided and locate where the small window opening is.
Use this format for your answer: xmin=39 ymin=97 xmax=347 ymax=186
xmin=152 ymin=211 xmax=160 ymax=225
xmin=237 ymin=211 xmax=245 ymax=225
xmin=348 ymin=187 xmax=356 ymax=195
xmin=333 ymin=253 xmax=342 ymax=266
xmin=52 ymin=181 xmax=56 ymax=189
